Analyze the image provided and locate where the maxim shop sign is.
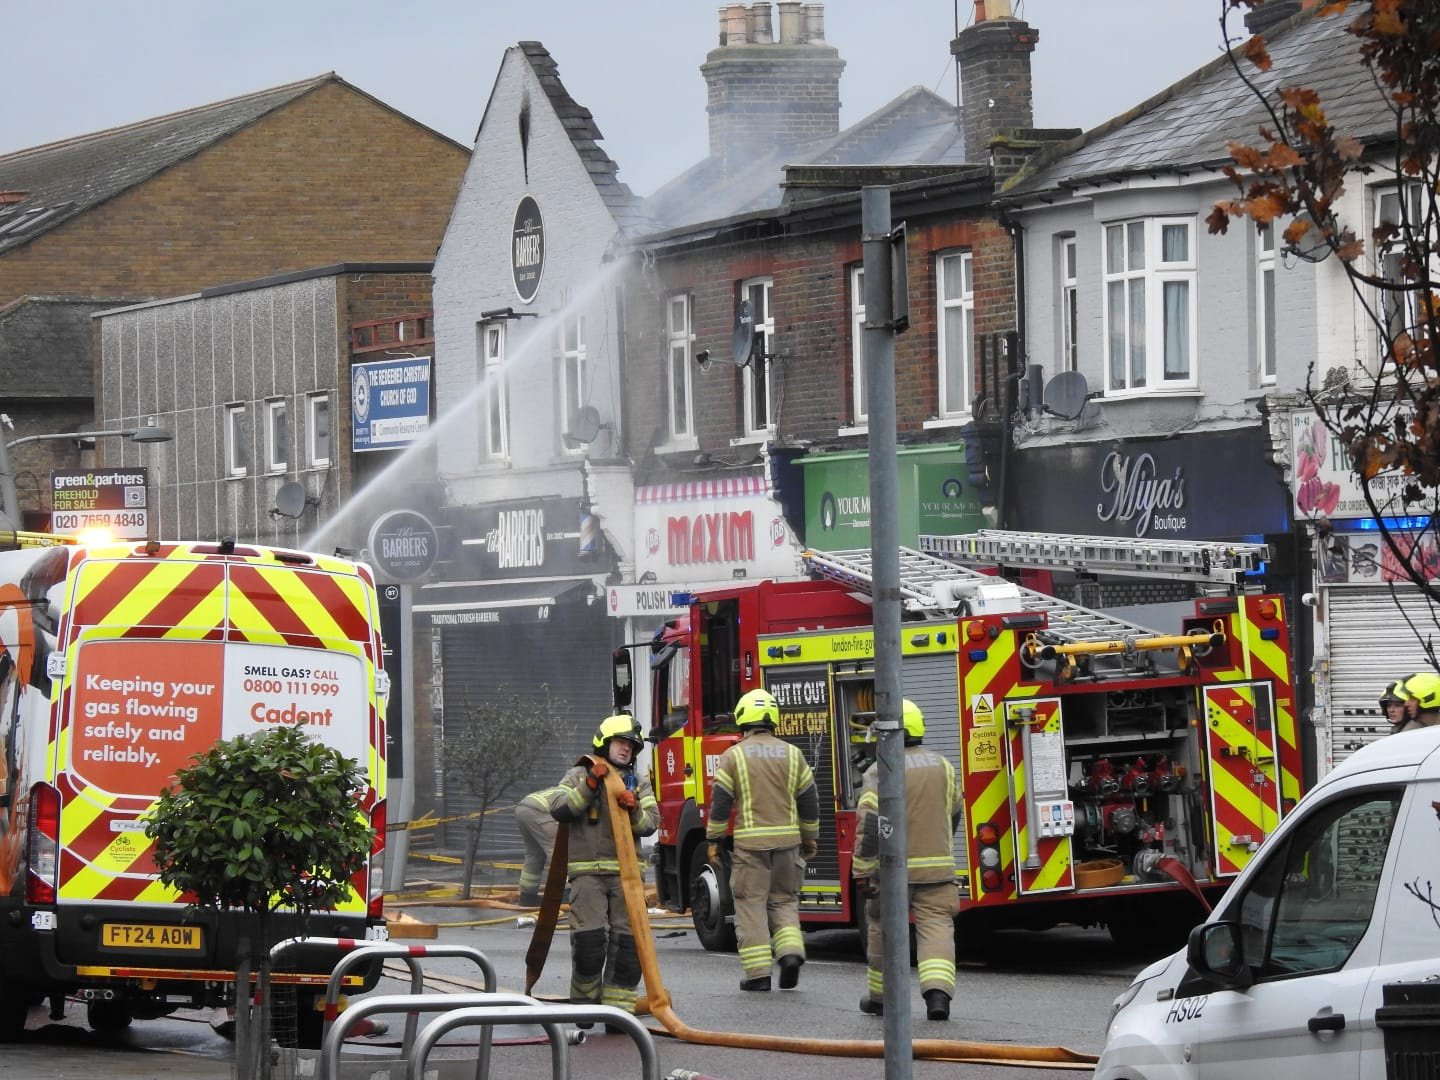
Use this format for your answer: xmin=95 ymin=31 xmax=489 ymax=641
xmin=1007 ymin=429 xmax=1289 ymax=540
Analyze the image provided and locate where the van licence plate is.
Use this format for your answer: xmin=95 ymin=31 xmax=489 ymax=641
xmin=101 ymin=923 xmax=203 ymax=950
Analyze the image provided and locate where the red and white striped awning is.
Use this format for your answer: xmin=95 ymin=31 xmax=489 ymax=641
xmin=636 ymin=475 xmax=771 ymax=503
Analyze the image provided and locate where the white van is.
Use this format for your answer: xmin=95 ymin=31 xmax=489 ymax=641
xmin=1097 ymin=725 xmax=1440 ymax=1079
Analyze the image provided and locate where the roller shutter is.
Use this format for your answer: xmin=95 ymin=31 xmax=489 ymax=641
xmin=437 ymin=601 xmax=618 ymax=866
xmin=1324 ymin=584 xmax=1432 ymax=768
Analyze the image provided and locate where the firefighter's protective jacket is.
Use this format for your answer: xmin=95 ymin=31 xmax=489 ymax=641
xmin=706 ymin=729 xmax=820 ymax=851
xmin=852 ymin=745 xmax=960 ymax=882
xmin=549 ymin=757 xmax=658 ymax=876
xmin=521 ymin=784 xmax=567 ymax=811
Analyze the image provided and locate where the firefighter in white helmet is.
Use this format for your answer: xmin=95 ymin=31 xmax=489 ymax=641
xmin=853 ymin=698 xmax=961 ymax=1021
xmin=548 ymin=714 xmax=657 ymax=1023
xmin=705 ymin=687 xmax=820 ymax=991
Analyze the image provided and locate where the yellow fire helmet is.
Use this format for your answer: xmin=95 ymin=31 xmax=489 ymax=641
xmin=733 ymin=688 xmax=779 ymax=729
xmin=1403 ymin=672 xmax=1440 ymax=712
xmin=1380 ymin=680 xmax=1410 ymax=707
xmin=902 ymin=698 xmax=926 ymax=741
xmin=592 ymin=713 xmax=644 ymax=752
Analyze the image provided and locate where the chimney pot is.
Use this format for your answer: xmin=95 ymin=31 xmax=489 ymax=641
xmin=777 ymin=0 xmax=804 ymax=44
xmin=723 ymin=4 xmax=748 ymax=45
xmin=749 ymin=2 xmax=774 ymax=44
xmin=1243 ymin=0 xmax=1303 ymax=35
xmin=803 ymin=3 xmax=825 ymax=42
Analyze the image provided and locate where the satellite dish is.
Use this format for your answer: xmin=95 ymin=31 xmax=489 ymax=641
xmin=272 ymin=481 xmax=309 ymax=519
xmin=730 ymin=299 xmax=756 ymax=368
xmin=1043 ymin=371 xmax=1091 ymax=421
xmin=567 ymin=405 xmax=603 ymax=445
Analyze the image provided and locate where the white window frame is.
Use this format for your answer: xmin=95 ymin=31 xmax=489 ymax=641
xmin=480 ymin=321 xmax=509 ymax=460
xmin=558 ymin=314 xmax=586 ymax=456
xmin=306 ymin=394 xmax=330 ymax=468
xmin=666 ymin=294 xmax=694 ymax=441
xmin=1375 ymin=181 xmax=1425 ymax=362
xmin=264 ymin=399 xmax=287 ymax=474
xmin=740 ymin=277 xmax=775 ymax=436
xmin=225 ymin=403 xmax=248 ymax=478
xmin=1257 ymin=222 xmax=1277 ymax=384
xmin=1102 ymin=216 xmax=1198 ymax=394
xmin=851 ymin=265 xmax=868 ymax=424
xmin=937 ymin=250 xmax=975 ymax=418
xmin=1061 ymin=236 xmax=1079 ymax=373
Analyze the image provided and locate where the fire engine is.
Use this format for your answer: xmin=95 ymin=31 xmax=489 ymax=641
xmin=639 ymin=531 xmax=1301 ymax=950
xmin=0 ymin=532 xmax=389 ymax=1040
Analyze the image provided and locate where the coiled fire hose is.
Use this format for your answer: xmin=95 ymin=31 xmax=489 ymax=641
xmin=525 ymin=764 xmax=1098 ymax=1068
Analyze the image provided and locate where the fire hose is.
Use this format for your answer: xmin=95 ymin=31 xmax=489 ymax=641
xmin=525 ymin=765 xmax=1099 ymax=1069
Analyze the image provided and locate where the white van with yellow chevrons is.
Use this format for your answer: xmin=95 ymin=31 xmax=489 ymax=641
xmin=1098 ymin=725 xmax=1440 ymax=1079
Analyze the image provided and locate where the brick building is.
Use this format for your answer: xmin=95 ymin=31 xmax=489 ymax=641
xmin=0 ymin=74 xmax=467 ymax=528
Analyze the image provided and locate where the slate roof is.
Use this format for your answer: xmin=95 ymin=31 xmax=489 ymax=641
xmin=641 ymin=86 xmax=970 ymax=238
xmin=1008 ymin=10 xmax=1392 ymax=200
xmin=515 ymin=42 xmax=647 ymax=235
xmin=0 ymin=73 xmax=465 ymax=257
xmin=0 ymin=297 xmax=136 ymax=399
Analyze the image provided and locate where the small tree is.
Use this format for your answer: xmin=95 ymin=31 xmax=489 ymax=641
xmin=442 ymin=685 xmax=568 ymax=895
xmin=1209 ymin=0 xmax=1440 ymax=655
xmin=145 ymin=723 xmax=372 ymax=1077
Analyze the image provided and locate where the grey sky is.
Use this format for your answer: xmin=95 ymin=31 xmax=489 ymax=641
xmin=3 ymin=1 xmax=1245 ymax=197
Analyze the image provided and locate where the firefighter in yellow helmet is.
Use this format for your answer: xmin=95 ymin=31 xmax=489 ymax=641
xmin=1394 ymin=672 xmax=1440 ymax=733
xmin=852 ymin=699 xmax=961 ymax=1021
xmin=705 ymin=687 xmax=820 ymax=991
xmin=547 ymin=714 xmax=657 ymax=1023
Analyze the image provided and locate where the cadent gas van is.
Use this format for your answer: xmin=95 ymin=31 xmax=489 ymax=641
xmin=1097 ymin=724 xmax=1440 ymax=1079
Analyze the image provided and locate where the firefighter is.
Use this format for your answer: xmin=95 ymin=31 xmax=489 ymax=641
xmin=1395 ymin=672 xmax=1440 ymax=732
xmin=852 ymin=698 xmax=961 ymax=1022
xmin=548 ymin=713 xmax=657 ymax=1023
xmin=513 ymin=784 xmax=564 ymax=906
xmin=1379 ymin=680 xmax=1410 ymax=731
xmin=706 ymin=687 xmax=820 ymax=992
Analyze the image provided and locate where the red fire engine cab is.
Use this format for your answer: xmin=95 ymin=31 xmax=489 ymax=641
xmin=639 ymin=531 xmax=1301 ymax=950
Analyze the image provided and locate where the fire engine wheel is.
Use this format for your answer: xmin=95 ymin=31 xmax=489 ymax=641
xmin=86 ymin=998 xmax=134 ymax=1032
xmin=688 ymin=847 xmax=737 ymax=953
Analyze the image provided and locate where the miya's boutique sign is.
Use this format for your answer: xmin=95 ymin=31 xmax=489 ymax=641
xmin=1007 ymin=429 xmax=1289 ymax=540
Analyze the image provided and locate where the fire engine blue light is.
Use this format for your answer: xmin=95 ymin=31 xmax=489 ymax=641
xmin=1260 ymin=628 xmax=1279 ymax=640
xmin=968 ymin=649 xmax=988 ymax=662
xmin=767 ymin=646 xmax=783 ymax=658
xmin=670 ymin=591 xmax=694 ymax=607
xmin=1350 ymin=515 xmax=1431 ymax=531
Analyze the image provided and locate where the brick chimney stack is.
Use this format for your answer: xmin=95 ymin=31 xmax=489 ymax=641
xmin=952 ymin=0 xmax=1038 ymax=164
xmin=1243 ymin=0 xmax=1303 ymax=35
xmin=702 ymin=2 xmax=845 ymax=180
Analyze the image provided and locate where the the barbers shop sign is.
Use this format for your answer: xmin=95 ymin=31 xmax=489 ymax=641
xmin=367 ymin=509 xmax=439 ymax=582
xmin=1008 ymin=429 xmax=1289 ymax=540
xmin=511 ymin=195 xmax=545 ymax=304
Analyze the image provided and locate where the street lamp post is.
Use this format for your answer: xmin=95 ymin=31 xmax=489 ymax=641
xmin=0 ymin=425 xmax=173 ymax=529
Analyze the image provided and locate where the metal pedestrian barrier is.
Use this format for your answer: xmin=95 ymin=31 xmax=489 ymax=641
xmin=407 ymin=1004 xmax=661 ymax=1080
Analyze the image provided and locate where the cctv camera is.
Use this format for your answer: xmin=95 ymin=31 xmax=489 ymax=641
xmin=694 ymin=349 xmax=711 ymax=368
xmin=1301 ymin=592 xmax=1319 ymax=608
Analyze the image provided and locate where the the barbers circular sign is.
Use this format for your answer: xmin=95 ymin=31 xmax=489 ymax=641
xmin=511 ymin=195 xmax=545 ymax=304
xmin=367 ymin=509 xmax=439 ymax=582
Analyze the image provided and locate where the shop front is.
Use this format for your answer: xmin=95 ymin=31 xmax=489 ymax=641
xmin=417 ymin=495 xmax=619 ymax=858
xmin=796 ymin=443 xmax=987 ymax=551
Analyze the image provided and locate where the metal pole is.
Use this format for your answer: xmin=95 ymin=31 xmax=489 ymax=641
xmin=862 ymin=185 xmax=911 ymax=1080
xmin=0 ymin=435 xmax=19 ymax=527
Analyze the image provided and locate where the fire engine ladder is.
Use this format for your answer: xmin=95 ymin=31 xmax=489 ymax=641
xmin=918 ymin=530 xmax=1270 ymax=587
xmin=802 ymin=546 xmax=1161 ymax=647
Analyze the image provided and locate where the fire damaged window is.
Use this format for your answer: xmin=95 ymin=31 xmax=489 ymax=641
xmin=667 ymin=294 xmax=694 ymax=441
xmin=480 ymin=321 xmax=508 ymax=460
xmin=740 ymin=277 xmax=774 ymax=436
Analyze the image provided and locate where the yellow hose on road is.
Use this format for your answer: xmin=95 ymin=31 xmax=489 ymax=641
xmin=529 ymin=769 xmax=1099 ymax=1069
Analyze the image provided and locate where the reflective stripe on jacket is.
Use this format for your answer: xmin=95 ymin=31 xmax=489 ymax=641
xmin=548 ymin=758 xmax=658 ymax=876
xmin=705 ymin=729 xmax=819 ymax=851
xmin=852 ymin=745 xmax=960 ymax=882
